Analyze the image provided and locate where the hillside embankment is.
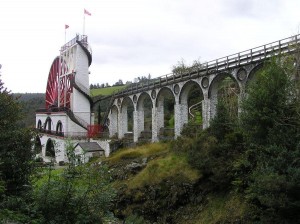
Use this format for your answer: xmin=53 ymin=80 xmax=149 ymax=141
xmin=102 ymin=142 xmax=249 ymax=224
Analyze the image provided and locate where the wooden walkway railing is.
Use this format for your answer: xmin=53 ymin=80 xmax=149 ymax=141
xmin=111 ymin=34 xmax=300 ymax=98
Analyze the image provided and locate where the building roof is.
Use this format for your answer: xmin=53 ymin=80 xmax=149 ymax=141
xmin=75 ymin=142 xmax=104 ymax=152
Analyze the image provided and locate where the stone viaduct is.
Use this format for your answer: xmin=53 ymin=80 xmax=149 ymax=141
xmin=104 ymin=34 xmax=300 ymax=143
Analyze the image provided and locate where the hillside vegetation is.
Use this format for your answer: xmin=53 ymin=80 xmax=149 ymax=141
xmin=103 ymin=142 xmax=249 ymax=223
xmin=90 ymin=85 xmax=127 ymax=96
xmin=0 ymin=56 xmax=299 ymax=223
xmin=100 ymin=56 xmax=300 ymax=223
xmin=14 ymin=93 xmax=45 ymax=128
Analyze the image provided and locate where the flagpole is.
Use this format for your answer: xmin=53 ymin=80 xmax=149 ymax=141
xmin=83 ymin=13 xmax=85 ymax=35
xmin=83 ymin=9 xmax=91 ymax=35
xmin=59 ymin=26 xmax=64 ymax=108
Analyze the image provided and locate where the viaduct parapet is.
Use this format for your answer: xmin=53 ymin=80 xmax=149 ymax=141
xmin=106 ymin=34 xmax=300 ymax=143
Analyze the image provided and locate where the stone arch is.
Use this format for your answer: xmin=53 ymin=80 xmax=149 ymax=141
xmin=137 ymin=92 xmax=153 ymax=110
xmin=56 ymin=120 xmax=63 ymax=136
xmin=120 ymin=96 xmax=134 ymax=139
xmin=120 ymin=96 xmax=134 ymax=112
xmin=109 ymin=105 xmax=119 ymax=137
xmin=285 ymin=56 xmax=299 ymax=80
xmin=34 ymin=135 xmax=42 ymax=154
xmin=247 ymin=62 xmax=264 ymax=88
xmin=45 ymin=138 xmax=55 ymax=158
xmin=37 ymin=119 xmax=42 ymax=130
xmin=179 ymin=80 xmax=202 ymax=103
xmin=155 ymin=87 xmax=175 ymax=140
xmin=155 ymin=87 xmax=174 ymax=107
xmin=44 ymin=117 xmax=53 ymax=133
xmin=208 ymin=72 xmax=239 ymax=98
xmin=136 ymin=92 xmax=153 ymax=142
xmin=208 ymin=72 xmax=241 ymax=120
xmin=179 ymin=80 xmax=204 ymax=126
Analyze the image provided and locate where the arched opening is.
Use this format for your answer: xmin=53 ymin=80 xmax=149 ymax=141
xmin=156 ymin=87 xmax=175 ymax=140
xmin=45 ymin=138 xmax=55 ymax=158
xmin=246 ymin=63 xmax=264 ymax=91
xmin=120 ymin=97 xmax=134 ymax=141
xmin=56 ymin=121 xmax=63 ymax=136
xmin=34 ymin=135 xmax=42 ymax=154
xmin=179 ymin=81 xmax=204 ymax=127
xmin=110 ymin=105 xmax=119 ymax=138
xmin=44 ymin=117 xmax=52 ymax=134
xmin=136 ymin=92 xmax=153 ymax=142
xmin=37 ymin=120 xmax=42 ymax=130
xmin=209 ymin=73 xmax=240 ymax=122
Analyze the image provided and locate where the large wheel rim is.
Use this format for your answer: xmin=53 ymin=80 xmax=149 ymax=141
xmin=45 ymin=57 xmax=73 ymax=109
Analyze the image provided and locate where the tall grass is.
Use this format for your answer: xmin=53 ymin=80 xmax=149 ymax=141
xmin=33 ymin=167 xmax=64 ymax=188
xmin=190 ymin=193 xmax=248 ymax=224
xmin=107 ymin=142 xmax=201 ymax=189
xmin=106 ymin=143 xmax=169 ymax=164
xmin=127 ymin=152 xmax=201 ymax=189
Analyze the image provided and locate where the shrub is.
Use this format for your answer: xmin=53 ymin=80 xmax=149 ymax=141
xmin=34 ymin=141 xmax=116 ymax=223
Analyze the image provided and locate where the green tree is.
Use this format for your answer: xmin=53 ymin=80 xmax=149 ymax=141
xmin=184 ymin=98 xmax=243 ymax=191
xmin=172 ymin=58 xmax=203 ymax=75
xmin=0 ymin=76 xmax=37 ymax=222
xmin=238 ymin=57 xmax=300 ymax=222
xmin=241 ymin=57 xmax=299 ymax=146
xmin=0 ymin=77 xmax=35 ymax=195
xmin=34 ymin=140 xmax=116 ymax=223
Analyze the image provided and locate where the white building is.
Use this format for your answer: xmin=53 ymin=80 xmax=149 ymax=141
xmin=35 ymin=35 xmax=109 ymax=163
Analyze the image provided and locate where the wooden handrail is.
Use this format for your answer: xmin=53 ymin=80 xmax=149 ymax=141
xmin=110 ymin=34 xmax=300 ymax=98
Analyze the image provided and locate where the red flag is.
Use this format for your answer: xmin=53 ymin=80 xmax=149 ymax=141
xmin=84 ymin=9 xmax=91 ymax=16
xmin=65 ymin=24 xmax=69 ymax=29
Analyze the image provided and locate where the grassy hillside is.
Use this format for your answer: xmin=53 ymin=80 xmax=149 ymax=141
xmin=105 ymin=143 xmax=200 ymax=189
xmin=90 ymin=85 xmax=127 ymax=96
xmin=100 ymin=142 xmax=249 ymax=223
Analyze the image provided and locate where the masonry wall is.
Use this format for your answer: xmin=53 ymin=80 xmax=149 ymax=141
xmin=107 ymin=63 xmax=261 ymax=143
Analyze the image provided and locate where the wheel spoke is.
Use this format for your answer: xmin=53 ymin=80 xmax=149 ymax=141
xmin=45 ymin=57 xmax=72 ymax=109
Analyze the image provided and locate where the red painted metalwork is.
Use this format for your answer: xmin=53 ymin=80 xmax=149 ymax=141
xmin=45 ymin=57 xmax=73 ymax=109
xmin=87 ymin=124 xmax=103 ymax=138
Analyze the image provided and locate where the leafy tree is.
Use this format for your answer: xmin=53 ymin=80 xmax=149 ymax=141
xmin=241 ymin=57 xmax=299 ymax=146
xmin=209 ymin=99 xmax=234 ymax=140
xmin=176 ymin=96 xmax=243 ymax=192
xmin=0 ymin=77 xmax=35 ymax=196
xmin=0 ymin=76 xmax=38 ymax=222
xmin=172 ymin=59 xmax=203 ymax=75
xmin=34 ymin=140 xmax=116 ymax=223
xmin=238 ymin=57 xmax=300 ymax=222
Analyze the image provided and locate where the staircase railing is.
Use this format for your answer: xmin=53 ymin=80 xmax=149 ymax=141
xmin=72 ymin=80 xmax=93 ymax=105
xmin=189 ymin=101 xmax=202 ymax=120
xmin=65 ymin=109 xmax=89 ymax=130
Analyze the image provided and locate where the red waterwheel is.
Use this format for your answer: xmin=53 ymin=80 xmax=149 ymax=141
xmin=45 ymin=57 xmax=73 ymax=109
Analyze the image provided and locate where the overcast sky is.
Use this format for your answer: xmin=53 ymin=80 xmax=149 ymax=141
xmin=0 ymin=0 xmax=300 ymax=93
